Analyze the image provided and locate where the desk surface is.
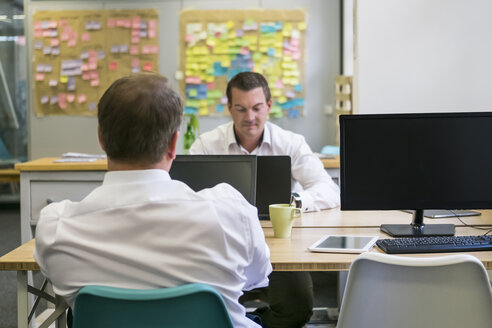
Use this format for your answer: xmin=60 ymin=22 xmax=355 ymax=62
xmin=2 ymin=227 xmax=491 ymax=273
xmin=15 ymin=156 xmax=339 ymax=171
xmin=261 ymin=208 xmax=492 ymax=228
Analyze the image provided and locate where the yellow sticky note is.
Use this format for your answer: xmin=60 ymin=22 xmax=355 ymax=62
xmin=271 ymin=89 xmax=282 ymax=97
xmin=221 ymin=59 xmax=230 ymax=67
xmin=226 ymin=20 xmax=234 ymax=30
xmin=199 ymin=107 xmax=209 ymax=115
xmin=278 ymin=96 xmax=287 ymax=104
xmin=205 ymin=75 xmax=215 ymax=83
xmin=298 ymin=22 xmax=307 ymax=31
xmin=199 ymin=99 xmax=208 ymax=107
xmin=59 ymin=75 xmax=68 ymax=83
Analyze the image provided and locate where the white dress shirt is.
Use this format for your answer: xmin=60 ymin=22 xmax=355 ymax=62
xmin=34 ymin=169 xmax=271 ymax=328
xmin=190 ymin=121 xmax=341 ymax=211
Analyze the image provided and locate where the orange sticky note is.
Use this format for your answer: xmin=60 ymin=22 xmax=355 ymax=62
xmin=143 ymin=62 xmax=153 ymax=72
xmin=109 ymin=61 xmax=118 ymax=71
xmin=35 ymin=73 xmax=45 ymax=81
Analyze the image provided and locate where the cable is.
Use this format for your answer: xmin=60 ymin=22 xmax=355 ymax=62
xmin=449 ymin=210 xmax=492 ymax=235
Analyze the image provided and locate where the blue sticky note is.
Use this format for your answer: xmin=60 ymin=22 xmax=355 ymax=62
xmin=267 ymin=48 xmax=275 ymax=57
xmin=260 ymin=24 xmax=275 ymax=33
xmin=288 ymin=108 xmax=300 ymax=118
xmin=274 ymin=21 xmax=283 ymax=31
xmin=213 ymin=62 xmax=228 ymax=76
xmin=184 ymin=107 xmax=198 ymax=115
xmin=294 ymin=84 xmax=303 ymax=92
xmin=216 ymin=104 xmax=224 ymax=112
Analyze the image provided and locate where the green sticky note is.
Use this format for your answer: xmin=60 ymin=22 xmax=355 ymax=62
xmin=189 ymin=89 xmax=198 ymax=97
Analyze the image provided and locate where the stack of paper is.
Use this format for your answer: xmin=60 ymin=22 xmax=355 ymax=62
xmin=54 ymin=152 xmax=107 ymax=163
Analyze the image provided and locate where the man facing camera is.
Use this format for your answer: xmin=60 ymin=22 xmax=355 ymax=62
xmin=34 ymin=73 xmax=272 ymax=328
xmin=190 ymin=72 xmax=340 ymax=212
xmin=190 ymin=72 xmax=340 ymax=328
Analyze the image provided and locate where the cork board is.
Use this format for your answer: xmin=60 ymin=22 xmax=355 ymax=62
xmin=32 ymin=9 xmax=159 ymax=117
xmin=179 ymin=9 xmax=306 ymax=118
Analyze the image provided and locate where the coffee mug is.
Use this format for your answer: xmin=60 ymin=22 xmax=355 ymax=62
xmin=269 ymin=204 xmax=302 ymax=238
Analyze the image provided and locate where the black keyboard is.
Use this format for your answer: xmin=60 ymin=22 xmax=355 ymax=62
xmin=376 ymin=235 xmax=492 ymax=254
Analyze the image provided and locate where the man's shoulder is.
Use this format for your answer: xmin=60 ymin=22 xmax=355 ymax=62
xmin=266 ymin=122 xmax=306 ymax=149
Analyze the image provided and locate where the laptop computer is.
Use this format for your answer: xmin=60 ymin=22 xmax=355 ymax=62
xmin=170 ymin=155 xmax=291 ymax=220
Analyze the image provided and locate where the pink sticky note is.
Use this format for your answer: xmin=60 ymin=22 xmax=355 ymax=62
xmin=107 ymin=19 xmax=115 ymax=28
xmin=68 ymin=39 xmax=76 ymax=47
xmin=35 ymin=73 xmax=45 ymax=81
xmin=66 ymin=94 xmax=75 ymax=103
xmin=49 ymin=21 xmax=57 ymax=29
xmin=34 ymin=31 xmax=43 ymax=38
xmin=207 ymin=82 xmax=215 ymax=90
xmin=58 ymin=94 xmax=67 ymax=109
xmin=90 ymin=79 xmax=99 ymax=87
xmin=81 ymin=63 xmax=89 ymax=71
xmin=131 ymin=58 xmax=139 ymax=67
xmin=59 ymin=19 xmax=67 ymax=28
xmin=109 ymin=61 xmax=118 ymax=71
xmin=132 ymin=17 xmax=140 ymax=29
xmin=143 ymin=62 xmax=153 ymax=72
xmin=50 ymin=38 xmax=59 ymax=47
xmin=34 ymin=21 xmax=42 ymax=30
xmin=148 ymin=29 xmax=156 ymax=39
xmin=275 ymin=80 xmax=284 ymax=89
xmin=131 ymin=36 xmax=140 ymax=44
xmin=149 ymin=20 xmax=157 ymax=29
xmin=150 ymin=45 xmax=158 ymax=54
xmin=82 ymin=73 xmax=90 ymax=80
xmin=130 ymin=45 xmax=139 ymax=55
xmin=141 ymin=45 xmax=150 ymax=54
xmin=77 ymin=94 xmax=87 ymax=103
xmin=131 ymin=30 xmax=139 ymax=38
xmin=42 ymin=30 xmax=51 ymax=37
xmin=90 ymin=71 xmax=99 ymax=80
xmin=185 ymin=76 xmax=201 ymax=84
xmin=240 ymin=47 xmax=250 ymax=55
xmin=88 ymin=63 xmax=97 ymax=70
xmin=123 ymin=19 xmax=131 ymax=28
xmin=81 ymin=32 xmax=90 ymax=42
xmin=185 ymin=34 xmax=193 ymax=43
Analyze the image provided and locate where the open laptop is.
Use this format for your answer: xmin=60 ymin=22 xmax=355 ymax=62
xmin=169 ymin=155 xmax=291 ymax=220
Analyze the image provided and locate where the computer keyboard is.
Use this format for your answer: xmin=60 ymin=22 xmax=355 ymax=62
xmin=376 ymin=235 xmax=492 ymax=254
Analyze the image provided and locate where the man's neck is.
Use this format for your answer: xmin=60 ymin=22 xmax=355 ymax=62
xmin=233 ymin=126 xmax=264 ymax=153
xmin=107 ymin=158 xmax=170 ymax=172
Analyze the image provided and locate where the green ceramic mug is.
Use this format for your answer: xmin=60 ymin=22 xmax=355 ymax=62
xmin=269 ymin=204 xmax=302 ymax=238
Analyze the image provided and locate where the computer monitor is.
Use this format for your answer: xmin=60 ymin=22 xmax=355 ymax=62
xmin=340 ymin=112 xmax=492 ymax=237
xmin=169 ymin=155 xmax=257 ymax=205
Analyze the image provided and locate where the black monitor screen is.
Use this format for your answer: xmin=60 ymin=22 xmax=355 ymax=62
xmin=340 ymin=112 xmax=492 ymax=236
xmin=169 ymin=155 xmax=257 ymax=205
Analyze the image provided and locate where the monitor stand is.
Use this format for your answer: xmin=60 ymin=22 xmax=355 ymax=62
xmin=380 ymin=209 xmax=455 ymax=237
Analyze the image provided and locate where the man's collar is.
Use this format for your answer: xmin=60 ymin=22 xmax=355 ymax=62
xmin=230 ymin=122 xmax=270 ymax=149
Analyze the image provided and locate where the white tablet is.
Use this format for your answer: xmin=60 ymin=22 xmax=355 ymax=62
xmin=308 ymin=235 xmax=379 ymax=253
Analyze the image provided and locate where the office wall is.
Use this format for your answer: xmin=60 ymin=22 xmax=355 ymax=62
xmin=354 ymin=0 xmax=492 ymax=114
xmin=26 ymin=0 xmax=341 ymax=159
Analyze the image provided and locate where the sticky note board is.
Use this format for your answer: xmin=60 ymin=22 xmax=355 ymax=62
xmin=179 ymin=9 xmax=306 ymax=118
xmin=32 ymin=9 xmax=159 ymax=117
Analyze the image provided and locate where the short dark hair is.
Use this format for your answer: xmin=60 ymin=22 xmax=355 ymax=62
xmin=97 ymin=73 xmax=183 ymax=166
xmin=226 ymin=72 xmax=271 ymax=104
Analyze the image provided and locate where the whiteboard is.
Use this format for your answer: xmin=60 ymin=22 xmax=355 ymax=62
xmin=354 ymin=0 xmax=492 ymax=114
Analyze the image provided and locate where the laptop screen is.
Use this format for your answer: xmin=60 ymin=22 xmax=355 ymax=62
xmin=169 ymin=155 xmax=257 ymax=205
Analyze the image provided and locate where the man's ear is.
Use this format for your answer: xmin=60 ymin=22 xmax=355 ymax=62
xmin=167 ymin=131 xmax=179 ymax=160
xmin=266 ymin=99 xmax=273 ymax=114
xmin=97 ymin=125 xmax=105 ymax=152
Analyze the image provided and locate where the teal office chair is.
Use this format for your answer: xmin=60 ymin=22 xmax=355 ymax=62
xmin=72 ymin=283 xmax=234 ymax=328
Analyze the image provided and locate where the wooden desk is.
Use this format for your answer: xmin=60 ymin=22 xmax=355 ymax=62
xmin=2 ymin=224 xmax=491 ymax=327
xmin=260 ymin=208 xmax=492 ymax=229
xmin=0 ymin=168 xmax=20 ymax=183
xmin=321 ymin=155 xmax=340 ymax=184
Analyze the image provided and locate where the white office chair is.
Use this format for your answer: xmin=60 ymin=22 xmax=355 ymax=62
xmin=337 ymin=252 xmax=492 ymax=328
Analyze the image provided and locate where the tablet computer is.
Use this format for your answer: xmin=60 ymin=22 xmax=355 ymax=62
xmin=308 ymin=235 xmax=379 ymax=253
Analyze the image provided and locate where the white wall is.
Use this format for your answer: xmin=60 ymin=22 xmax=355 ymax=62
xmin=26 ymin=0 xmax=341 ymax=159
xmin=354 ymin=0 xmax=492 ymax=114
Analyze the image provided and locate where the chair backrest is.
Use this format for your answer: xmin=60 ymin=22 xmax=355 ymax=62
xmin=337 ymin=252 xmax=492 ymax=328
xmin=72 ymin=283 xmax=234 ymax=328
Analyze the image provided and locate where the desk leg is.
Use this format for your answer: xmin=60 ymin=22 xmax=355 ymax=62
xmin=17 ymin=270 xmax=28 ymax=328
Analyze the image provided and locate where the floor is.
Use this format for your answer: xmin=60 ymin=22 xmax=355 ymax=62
xmin=1 ymin=202 xmax=339 ymax=328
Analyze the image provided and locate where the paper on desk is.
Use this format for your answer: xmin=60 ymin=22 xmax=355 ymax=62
xmin=54 ymin=158 xmax=98 ymax=163
xmin=61 ymin=152 xmax=106 ymax=159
